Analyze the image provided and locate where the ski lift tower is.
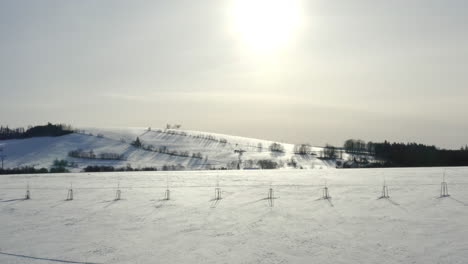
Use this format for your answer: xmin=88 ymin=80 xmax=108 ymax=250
xmin=234 ymin=149 xmax=246 ymax=170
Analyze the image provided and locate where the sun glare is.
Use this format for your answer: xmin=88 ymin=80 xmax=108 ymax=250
xmin=230 ymin=0 xmax=303 ymax=54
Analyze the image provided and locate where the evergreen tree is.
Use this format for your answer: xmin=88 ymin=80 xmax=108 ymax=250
xmin=131 ymin=137 xmax=143 ymax=148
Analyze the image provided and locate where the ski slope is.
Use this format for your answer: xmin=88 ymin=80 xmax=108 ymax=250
xmin=1 ymin=167 xmax=467 ymax=263
xmin=0 ymin=127 xmax=336 ymax=171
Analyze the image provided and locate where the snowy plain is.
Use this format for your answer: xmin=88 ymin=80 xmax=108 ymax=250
xmin=1 ymin=167 xmax=468 ymax=264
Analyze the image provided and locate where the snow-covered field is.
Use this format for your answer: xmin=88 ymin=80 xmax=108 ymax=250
xmin=1 ymin=167 xmax=468 ymax=264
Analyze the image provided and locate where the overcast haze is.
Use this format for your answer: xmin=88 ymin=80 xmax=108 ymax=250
xmin=1 ymin=0 xmax=467 ymax=148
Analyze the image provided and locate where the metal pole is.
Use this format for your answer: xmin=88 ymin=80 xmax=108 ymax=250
xmin=26 ymin=183 xmax=30 ymax=200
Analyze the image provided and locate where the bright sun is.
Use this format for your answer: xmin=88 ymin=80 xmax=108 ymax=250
xmin=230 ymin=0 xmax=302 ymax=54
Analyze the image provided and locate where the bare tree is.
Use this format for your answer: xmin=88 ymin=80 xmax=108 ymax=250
xmin=294 ymin=144 xmax=312 ymax=155
xmin=323 ymin=144 xmax=337 ymax=159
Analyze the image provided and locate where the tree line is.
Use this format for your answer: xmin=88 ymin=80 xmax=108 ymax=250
xmin=82 ymin=163 xmax=186 ymax=172
xmin=369 ymin=141 xmax=468 ymax=167
xmin=0 ymin=166 xmax=69 ymax=174
xmin=131 ymin=137 xmax=206 ymax=160
xmin=68 ymin=149 xmax=125 ymax=160
xmin=152 ymin=129 xmax=229 ymax=145
xmin=0 ymin=123 xmax=73 ymax=140
xmin=343 ymin=139 xmax=468 ymax=167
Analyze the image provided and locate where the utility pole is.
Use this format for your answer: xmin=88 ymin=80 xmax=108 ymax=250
xmin=234 ymin=149 xmax=246 ymax=170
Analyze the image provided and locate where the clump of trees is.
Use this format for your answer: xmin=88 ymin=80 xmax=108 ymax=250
xmin=257 ymin=159 xmax=279 ymax=169
xmin=50 ymin=167 xmax=68 ymax=173
xmin=316 ymin=144 xmax=344 ymax=160
xmin=83 ymin=165 xmax=162 ymax=172
xmin=294 ymin=144 xmax=312 ymax=155
xmin=226 ymin=159 xmax=281 ymax=169
xmin=0 ymin=160 xmax=75 ymax=175
xmin=269 ymin=142 xmax=285 ymax=153
xmin=68 ymin=149 xmax=125 ymax=160
xmin=99 ymin=152 xmax=125 ymax=160
xmin=161 ymin=164 xmax=185 ymax=171
xmin=81 ymin=156 xmax=187 ymax=172
xmin=83 ymin=165 xmax=117 ymax=172
xmin=53 ymin=159 xmax=70 ymax=167
xmin=286 ymin=157 xmax=298 ymax=168
xmin=0 ymin=166 xmax=49 ymax=175
xmin=131 ymin=137 xmax=143 ymax=148
xmin=0 ymin=123 xmax=73 ymax=140
xmin=344 ymin=139 xmax=373 ymax=154
xmin=0 ymin=126 xmax=25 ymax=139
xmin=50 ymin=159 xmax=77 ymax=173
xmin=323 ymin=144 xmax=337 ymax=159
xmin=192 ymin=152 xmax=203 ymax=159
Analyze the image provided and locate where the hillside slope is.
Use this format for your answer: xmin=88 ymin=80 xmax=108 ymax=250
xmin=0 ymin=127 xmax=337 ymax=171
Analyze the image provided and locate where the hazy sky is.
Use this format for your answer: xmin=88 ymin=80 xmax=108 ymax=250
xmin=1 ymin=0 xmax=467 ymax=148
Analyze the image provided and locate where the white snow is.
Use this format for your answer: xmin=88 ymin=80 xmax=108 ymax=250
xmin=0 ymin=127 xmax=337 ymax=171
xmin=1 ymin=167 xmax=468 ymax=263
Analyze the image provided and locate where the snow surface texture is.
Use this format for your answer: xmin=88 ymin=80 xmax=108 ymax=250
xmin=0 ymin=127 xmax=336 ymax=171
xmin=1 ymin=167 xmax=467 ymax=264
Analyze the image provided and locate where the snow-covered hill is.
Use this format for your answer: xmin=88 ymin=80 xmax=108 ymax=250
xmin=0 ymin=127 xmax=338 ymax=171
xmin=1 ymin=167 xmax=467 ymax=263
